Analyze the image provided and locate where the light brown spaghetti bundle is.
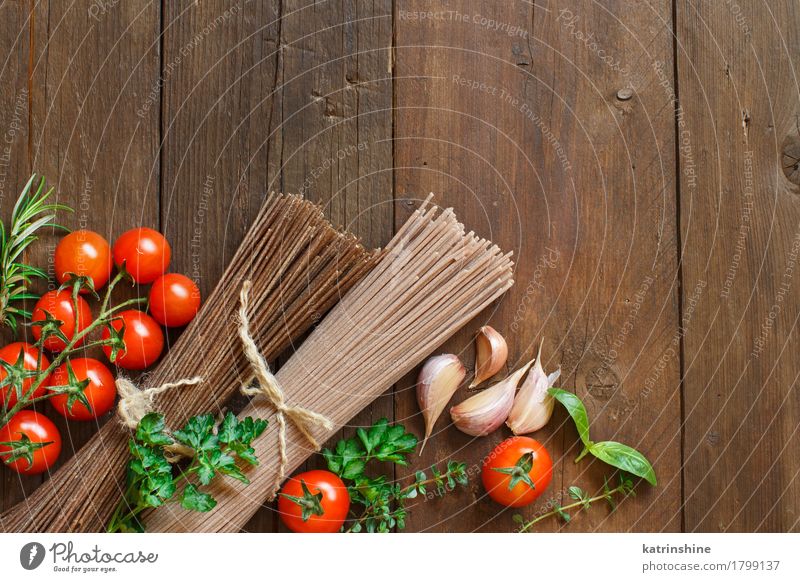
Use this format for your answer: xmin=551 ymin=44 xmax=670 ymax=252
xmin=146 ymin=195 xmax=514 ymax=532
xmin=0 ymin=194 xmax=379 ymax=532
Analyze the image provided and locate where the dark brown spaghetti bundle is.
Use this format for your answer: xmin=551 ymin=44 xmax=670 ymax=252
xmin=0 ymin=194 xmax=379 ymax=532
xmin=147 ymin=195 xmax=515 ymax=532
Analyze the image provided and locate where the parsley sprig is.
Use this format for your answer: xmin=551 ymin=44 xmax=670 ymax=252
xmin=107 ymin=411 xmax=268 ymax=532
xmin=322 ymin=418 xmax=469 ymax=533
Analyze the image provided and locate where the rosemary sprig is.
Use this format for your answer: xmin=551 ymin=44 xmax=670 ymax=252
xmin=0 ymin=175 xmax=71 ymax=335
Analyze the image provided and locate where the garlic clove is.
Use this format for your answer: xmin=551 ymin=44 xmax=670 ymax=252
xmin=451 ymin=359 xmax=533 ymax=436
xmin=469 ymin=325 xmax=508 ymax=388
xmin=507 ymin=340 xmax=561 ymax=435
xmin=417 ymin=354 xmax=467 ymax=450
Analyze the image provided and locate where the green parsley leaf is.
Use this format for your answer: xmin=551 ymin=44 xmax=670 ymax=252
xmin=173 ymin=414 xmax=218 ymax=452
xmin=135 ymin=413 xmax=173 ymax=447
xmin=181 ymin=484 xmax=217 ymax=512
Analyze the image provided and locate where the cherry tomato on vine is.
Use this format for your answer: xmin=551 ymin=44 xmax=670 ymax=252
xmin=101 ymin=309 xmax=164 ymax=370
xmin=0 ymin=343 xmax=50 ymax=409
xmin=113 ymin=227 xmax=171 ymax=284
xmin=148 ymin=273 xmax=201 ymax=327
xmin=481 ymin=436 xmax=553 ymax=508
xmin=48 ymin=358 xmax=117 ymax=421
xmin=54 ymin=230 xmax=112 ymax=292
xmin=31 ymin=290 xmax=92 ymax=352
xmin=0 ymin=410 xmax=62 ymax=475
xmin=278 ymin=470 xmax=350 ymax=533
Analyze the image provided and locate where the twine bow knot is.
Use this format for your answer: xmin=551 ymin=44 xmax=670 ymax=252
xmin=237 ymin=280 xmax=333 ymax=499
xmin=115 ymin=280 xmax=332 ymax=499
xmin=116 ymin=375 xmax=204 ymax=461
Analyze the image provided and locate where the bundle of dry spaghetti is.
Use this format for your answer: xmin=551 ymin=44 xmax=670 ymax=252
xmin=146 ymin=195 xmax=514 ymax=532
xmin=0 ymin=194 xmax=379 ymax=533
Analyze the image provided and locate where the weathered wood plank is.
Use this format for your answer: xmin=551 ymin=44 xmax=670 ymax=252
xmin=263 ymin=0 xmax=395 ymax=533
xmin=158 ymin=0 xmax=394 ymax=532
xmin=394 ymin=0 xmax=681 ymax=532
xmin=158 ymin=0 xmax=283 ymax=532
xmin=677 ymin=0 xmax=800 ymax=532
xmin=27 ymin=0 xmax=161 ymax=484
xmin=0 ymin=1 xmax=37 ymax=512
xmin=160 ymin=0 xmax=282 ymax=300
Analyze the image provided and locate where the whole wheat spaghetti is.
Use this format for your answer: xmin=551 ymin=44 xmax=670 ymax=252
xmin=0 ymin=194 xmax=378 ymax=532
xmin=146 ymin=195 xmax=514 ymax=532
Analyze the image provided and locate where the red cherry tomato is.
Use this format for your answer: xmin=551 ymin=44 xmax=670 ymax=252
xmin=0 ymin=343 xmax=50 ymax=409
xmin=148 ymin=274 xmax=201 ymax=327
xmin=481 ymin=436 xmax=553 ymax=508
xmin=0 ymin=410 xmax=62 ymax=474
xmin=102 ymin=309 xmax=164 ymax=370
xmin=49 ymin=358 xmax=117 ymax=421
xmin=278 ymin=470 xmax=350 ymax=533
xmin=55 ymin=230 xmax=112 ymax=292
xmin=113 ymin=227 xmax=171 ymax=284
xmin=31 ymin=290 xmax=92 ymax=352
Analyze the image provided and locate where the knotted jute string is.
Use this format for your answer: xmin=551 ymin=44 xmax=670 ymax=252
xmin=237 ymin=280 xmax=334 ymax=499
xmin=116 ymin=376 xmax=204 ymax=461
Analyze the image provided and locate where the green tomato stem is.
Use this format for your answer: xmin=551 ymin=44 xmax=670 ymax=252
xmin=0 ymin=270 xmax=143 ymax=428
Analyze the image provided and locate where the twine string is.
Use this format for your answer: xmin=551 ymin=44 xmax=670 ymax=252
xmin=116 ymin=376 xmax=204 ymax=461
xmin=237 ymin=280 xmax=333 ymax=499
xmin=115 ymin=279 xmax=332 ymax=497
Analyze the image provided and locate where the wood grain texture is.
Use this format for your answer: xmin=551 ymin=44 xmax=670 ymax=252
xmin=157 ymin=0 xmax=394 ymax=532
xmin=265 ymin=0 xmax=395 ymax=533
xmin=27 ymin=0 xmax=161 ymax=481
xmin=158 ymin=0 xmax=283 ymax=531
xmin=160 ymin=0 xmax=282 ymax=299
xmin=0 ymin=1 xmax=36 ymax=513
xmin=1 ymin=0 xmax=799 ymax=533
xmin=393 ymin=0 xmax=681 ymax=532
xmin=676 ymin=0 xmax=800 ymax=532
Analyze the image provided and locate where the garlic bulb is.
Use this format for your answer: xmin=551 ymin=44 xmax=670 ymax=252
xmin=450 ymin=359 xmax=533 ymax=436
xmin=417 ymin=354 xmax=467 ymax=450
xmin=469 ymin=325 xmax=508 ymax=388
xmin=507 ymin=341 xmax=561 ymax=435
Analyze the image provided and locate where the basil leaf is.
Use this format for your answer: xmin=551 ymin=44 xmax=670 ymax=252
xmin=589 ymin=441 xmax=657 ymax=486
xmin=548 ymin=388 xmax=591 ymax=446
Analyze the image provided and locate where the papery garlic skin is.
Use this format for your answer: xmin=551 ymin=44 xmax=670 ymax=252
xmin=469 ymin=326 xmax=508 ymax=388
xmin=417 ymin=354 xmax=467 ymax=449
xmin=507 ymin=344 xmax=561 ymax=435
xmin=451 ymin=360 xmax=533 ymax=436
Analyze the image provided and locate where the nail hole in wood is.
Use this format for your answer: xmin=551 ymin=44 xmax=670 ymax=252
xmin=616 ymin=88 xmax=634 ymax=101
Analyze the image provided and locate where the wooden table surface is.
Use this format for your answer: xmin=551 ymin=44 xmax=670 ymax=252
xmin=1 ymin=1 xmax=798 ymax=533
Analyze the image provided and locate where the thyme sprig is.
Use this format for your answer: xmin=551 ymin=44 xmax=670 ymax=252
xmin=513 ymin=474 xmax=636 ymax=532
xmin=323 ymin=418 xmax=469 ymax=533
